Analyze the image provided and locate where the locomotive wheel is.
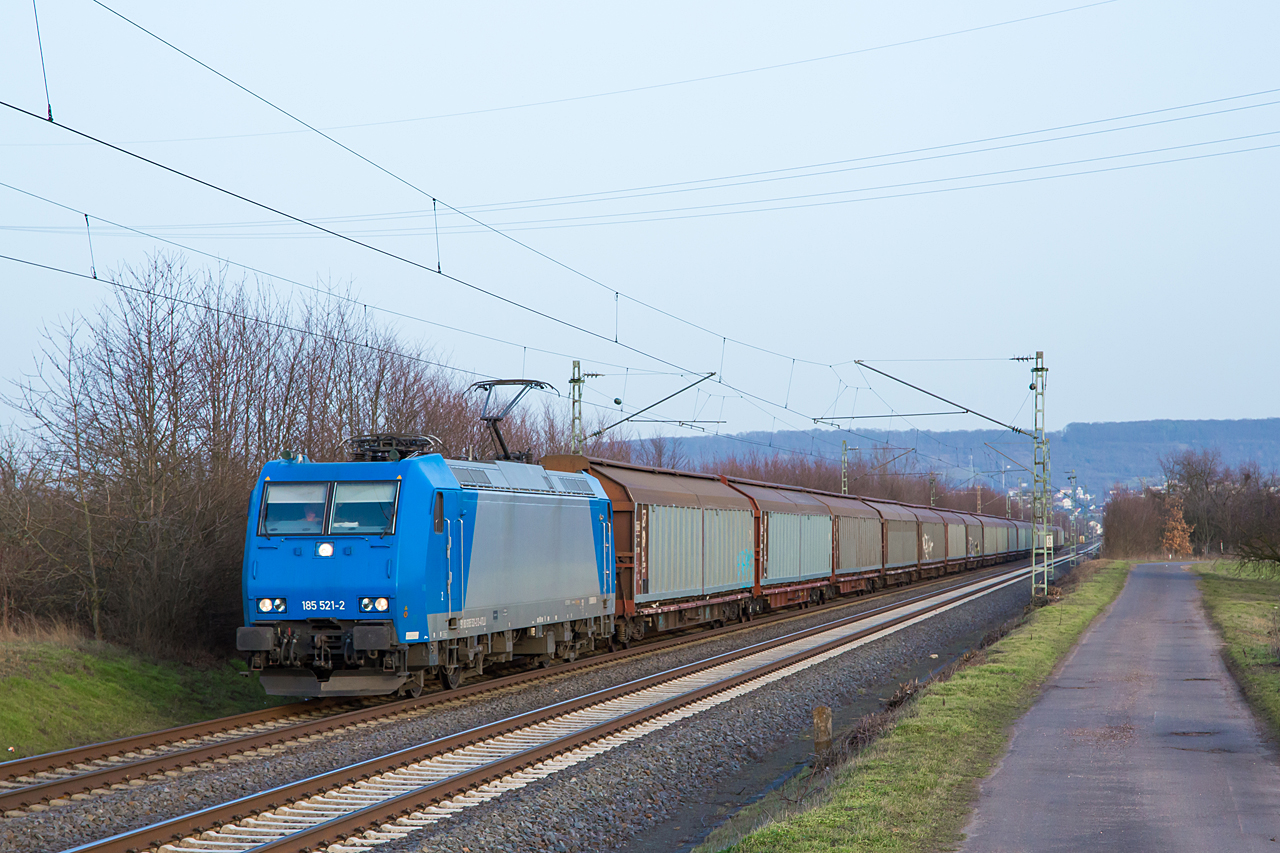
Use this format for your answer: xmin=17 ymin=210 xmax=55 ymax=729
xmin=439 ymin=666 xmax=461 ymax=690
xmin=404 ymin=671 xmax=426 ymax=698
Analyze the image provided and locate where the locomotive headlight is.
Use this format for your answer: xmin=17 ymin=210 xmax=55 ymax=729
xmin=272 ymin=598 xmax=287 ymax=612
xmin=257 ymin=598 xmax=273 ymax=613
xmin=360 ymin=597 xmax=374 ymax=612
xmin=316 ymin=542 xmax=334 ymax=558
xmin=374 ymin=597 xmax=389 ymax=612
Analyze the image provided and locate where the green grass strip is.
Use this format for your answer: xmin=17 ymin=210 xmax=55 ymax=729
xmin=715 ymin=561 xmax=1131 ymax=853
xmin=0 ymin=639 xmax=286 ymax=758
xmin=1195 ymin=562 xmax=1280 ymax=741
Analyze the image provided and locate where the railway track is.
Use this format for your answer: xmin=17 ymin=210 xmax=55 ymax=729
xmin=62 ymin=559 xmax=1066 ymax=853
xmin=0 ymin=557 xmax=1065 ymax=817
xmin=0 ymin=700 xmax=364 ymax=810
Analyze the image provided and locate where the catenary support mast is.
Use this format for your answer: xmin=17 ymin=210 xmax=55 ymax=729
xmin=1031 ymin=351 xmax=1053 ymax=597
xmin=570 ymin=361 xmax=585 ymax=455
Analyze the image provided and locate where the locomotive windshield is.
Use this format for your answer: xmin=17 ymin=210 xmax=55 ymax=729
xmin=330 ymin=482 xmax=399 ymax=535
xmin=258 ymin=480 xmax=399 ymax=536
xmin=260 ymin=482 xmax=328 ymax=534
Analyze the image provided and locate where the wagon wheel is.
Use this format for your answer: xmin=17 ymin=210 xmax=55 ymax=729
xmin=439 ymin=666 xmax=461 ymax=690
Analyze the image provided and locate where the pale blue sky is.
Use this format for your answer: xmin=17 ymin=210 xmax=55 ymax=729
xmin=1 ymin=1 xmax=1276 ymax=449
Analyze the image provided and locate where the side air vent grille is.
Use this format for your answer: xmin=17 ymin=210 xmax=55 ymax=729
xmin=450 ymin=467 xmax=492 ymax=485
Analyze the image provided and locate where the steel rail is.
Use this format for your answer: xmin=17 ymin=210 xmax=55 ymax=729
xmin=67 ymin=566 xmax=1035 ymax=853
xmin=0 ymin=555 xmax=1041 ymax=812
xmin=0 ymin=700 xmax=349 ymax=785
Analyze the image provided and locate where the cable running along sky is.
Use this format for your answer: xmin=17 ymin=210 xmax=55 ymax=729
xmin=68 ymin=0 xmax=1156 ymax=377
xmin=2 ymin=95 xmax=1043 ymax=453
xmin=0 ymin=178 xmax=694 ymax=377
xmin=75 ymin=118 xmax=1280 ymax=240
xmin=3 ymin=5 xmax=1097 ymax=476
xmin=0 ymin=243 xmax=1047 ymax=483
xmin=38 ymin=86 xmax=1280 ymax=234
xmin=83 ymin=0 xmax=831 ymax=370
xmin=0 ymin=102 xmax=900 ymax=460
xmin=5 ymin=0 xmax=1123 ymax=147
xmin=0 ymin=250 xmax=915 ymax=469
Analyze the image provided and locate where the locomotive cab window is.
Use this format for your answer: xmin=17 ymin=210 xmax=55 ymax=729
xmin=260 ymin=483 xmax=328 ymax=535
xmin=433 ymin=492 xmax=444 ymax=534
xmin=330 ymin=482 xmax=399 ymax=535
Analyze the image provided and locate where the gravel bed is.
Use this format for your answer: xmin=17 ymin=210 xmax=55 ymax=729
xmin=0 ymin=571 xmax=1024 ymax=853
xmin=374 ymin=577 xmax=1031 ymax=853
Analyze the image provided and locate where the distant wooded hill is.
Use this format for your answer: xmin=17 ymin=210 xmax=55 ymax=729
xmin=641 ymin=419 xmax=1280 ymax=497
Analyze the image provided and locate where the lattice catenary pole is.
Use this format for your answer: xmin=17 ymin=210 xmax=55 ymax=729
xmin=1031 ymin=351 xmax=1053 ymax=597
xmin=570 ymin=361 xmax=584 ymax=455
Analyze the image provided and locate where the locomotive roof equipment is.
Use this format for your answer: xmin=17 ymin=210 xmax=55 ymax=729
xmin=347 ymin=433 xmax=442 ymax=462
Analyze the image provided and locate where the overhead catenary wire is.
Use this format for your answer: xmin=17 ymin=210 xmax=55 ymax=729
xmin=0 ymin=23 xmax=1152 ymax=499
xmin=82 ymin=0 xmax=823 ymax=371
xmin=82 ymin=0 xmax=1148 ymax=407
xmin=1 ymin=13 xmax=1084 ymax=451
xmin=824 ymin=362 xmax=1030 ymax=488
xmin=0 ymin=251 xmax=491 ymax=381
xmin=0 ymin=98 xmax=701 ymax=379
xmin=85 ymin=128 xmax=1280 ymax=241
xmin=8 ymin=256 xmax=746 ymax=458
xmin=82 ymin=84 xmax=1280 ymax=232
xmin=0 ymin=166 xmax=855 ymax=448
xmin=6 ymin=101 xmax=1012 ymax=449
xmin=386 ymin=130 xmax=1280 ymax=233
xmin=816 ymin=411 xmax=966 ymax=421
xmin=447 ymin=97 xmax=1280 ymax=216
xmin=454 ymin=85 xmax=1280 ymax=211
xmin=0 ymin=175 xmax=850 ymax=449
xmin=11 ymin=0 xmax=1121 ymax=149
xmin=0 ymin=179 xmax=661 ymax=376
xmin=440 ymin=136 xmax=1280 ymax=234
xmin=0 ymin=250 xmax=974 ymax=473
xmin=843 ymin=363 xmax=1077 ymax=493
xmin=9 ymin=7 xmax=1271 ymax=407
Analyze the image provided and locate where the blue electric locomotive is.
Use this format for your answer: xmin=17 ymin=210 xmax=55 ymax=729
xmin=236 ymin=443 xmax=615 ymax=696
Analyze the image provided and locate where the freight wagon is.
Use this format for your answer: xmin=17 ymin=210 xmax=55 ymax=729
xmin=542 ymin=456 xmax=1035 ymax=640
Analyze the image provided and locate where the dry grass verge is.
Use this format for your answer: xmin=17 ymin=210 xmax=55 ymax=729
xmin=0 ymin=618 xmax=286 ymax=758
xmin=1195 ymin=561 xmax=1280 ymax=743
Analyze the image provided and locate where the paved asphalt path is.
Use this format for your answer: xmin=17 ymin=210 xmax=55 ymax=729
xmin=960 ymin=562 xmax=1280 ymax=852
